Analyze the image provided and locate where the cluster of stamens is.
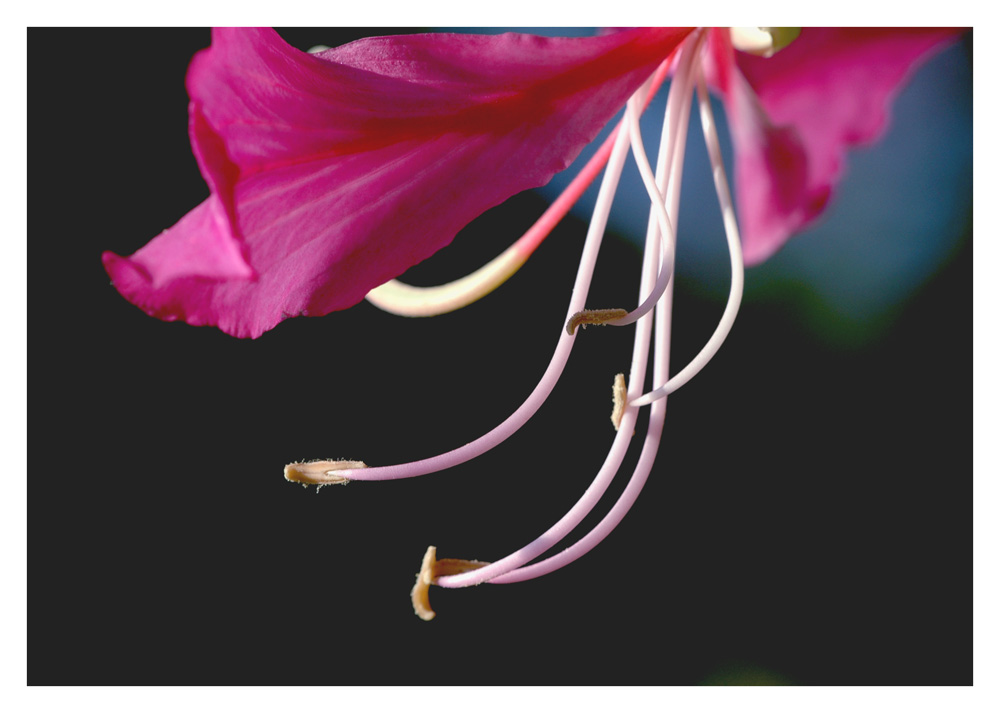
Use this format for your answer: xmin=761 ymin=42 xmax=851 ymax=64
xmin=288 ymin=28 xmax=757 ymax=619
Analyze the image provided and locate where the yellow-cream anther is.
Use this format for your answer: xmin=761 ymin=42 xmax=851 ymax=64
xmin=610 ymin=373 xmax=627 ymax=431
xmin=283 ymin=459 xmax=367 ymax=485
xmin=411 ymin=546 xmax=489 ymax=621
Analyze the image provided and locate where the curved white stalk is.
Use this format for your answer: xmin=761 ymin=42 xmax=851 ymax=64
xmin=486 ymin=39 xmax=699 ymax=585
xmin=323 ymin=83 xmax=642 ymax=483
xmin=363 ymin=248 xmax=529 ymax=318
xmin=630 ymin=66 xmax=744 ymax=408
xmin=436 ymin=96 xmax=668 ymax=590
xmin=608 ymin=34 xmax=699 ymax=327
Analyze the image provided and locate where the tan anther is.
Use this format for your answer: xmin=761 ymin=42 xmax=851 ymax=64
xmin=411 ymin=545 xmax=490 ymax=621
xmin=611 ymin=373 xmax=627 ymax=431
xmin=283 ymin=459 xmax=367 ymax=485
xmin=565 ymin=308 xmax=628 ymax=335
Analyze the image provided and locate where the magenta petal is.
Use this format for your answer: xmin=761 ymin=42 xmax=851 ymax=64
xmin=105 ymin=27 xmax=690 ymax=338
xmin=719 ymin=68 xmax=828 ymax=265
xmin=723 ymin=28 xmax=961 ymax=264
xmin=103 ymin=195 xmax=252 ymax=286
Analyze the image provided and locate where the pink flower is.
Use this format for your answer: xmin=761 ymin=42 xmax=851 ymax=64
xmin=105 ymin=28 xmax=962 ymax=619
xmin=102 ymin=27 xmax=691 ymax=338
xmin=103 ymin=28 xmax=959 ymax=338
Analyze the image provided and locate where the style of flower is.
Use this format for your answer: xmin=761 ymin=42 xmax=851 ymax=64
xmin=104 ymin=27 xmax=961 ymax=619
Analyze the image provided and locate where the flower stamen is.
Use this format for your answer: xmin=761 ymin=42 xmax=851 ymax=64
xmin=411 ymin=546 xmax=489 ymax=621
xmin=493 ymin=56 xmax=747 ymax=587
xmin=283 ymin=459 xmax=367 ymax=485
xmin=311 ymin=85 xmax=639 ymax=484
xmin=488 ymin=41 xmax=700 ymax=587
xmin=578 ymin=30 xmax=703 ymax=331
xmin=630 ymin=65 xmax=745 ymax=407
xmin=566 ymin=308 xmax=628 ymax=335
xmin=286 ymin=30 xmax=746 ymax=618
xmin=431 ymin=66 xmax=682 ymax=594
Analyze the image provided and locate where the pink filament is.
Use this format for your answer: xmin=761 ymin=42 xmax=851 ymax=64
xmin=441 ymin=32 xmax=700 ymax=588
xmin=510 ymin=55 xmax=677 ymax=261
xmin=332 ymin=58 xmax=677 ymax=484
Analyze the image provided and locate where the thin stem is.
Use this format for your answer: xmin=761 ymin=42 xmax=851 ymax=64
xmin=494 ymin=258 xmax=674 ymax=584
xmin=488 ymin=42 xmax=696 ymax=584
xmin=608 ymin=31 xmax=700 ymax=328
xmin=630 ymin=65 xmax=744 ymax=408
xmin=436 ymin=98 xmax=667 ymax=590
xmin=491 ymin=39 xmax=747 ymax=584
xmin=363 ymin=248 xmax=529 ymax=318
xmin=329 ymin=86 xmax=640 ymax=483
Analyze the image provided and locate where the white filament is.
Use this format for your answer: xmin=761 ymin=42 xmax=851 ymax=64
xmin=630 ymin=66 xmax=744 ymax=408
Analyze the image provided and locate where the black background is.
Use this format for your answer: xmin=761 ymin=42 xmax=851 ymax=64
xmin=29 ymin=28 xmax=970 ymax=685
